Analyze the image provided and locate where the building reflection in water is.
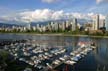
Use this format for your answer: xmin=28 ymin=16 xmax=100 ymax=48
xmin=93 ymin=38 xmax=108 ymax=71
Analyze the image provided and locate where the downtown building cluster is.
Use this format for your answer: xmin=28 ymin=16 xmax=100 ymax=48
xmin=35 ymin=18 xmax=78 ymax=32
xmin=80 ymin=14 xmax=106 ymax=32
xmin=0 ymin=18 xmax=78 ymax=32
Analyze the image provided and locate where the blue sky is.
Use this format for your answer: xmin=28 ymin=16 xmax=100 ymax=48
xmin=0 ymin=0 xmax=108 ymax=14
xmin=0 ymin=0 xmax=108 ymax=23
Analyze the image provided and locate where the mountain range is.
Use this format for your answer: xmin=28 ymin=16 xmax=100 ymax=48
xmin=0 ymin=19 xmax=92 ymax=27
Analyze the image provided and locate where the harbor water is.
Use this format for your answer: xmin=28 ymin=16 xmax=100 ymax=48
xmin=0 ymin=33 xmax=108 ymax=71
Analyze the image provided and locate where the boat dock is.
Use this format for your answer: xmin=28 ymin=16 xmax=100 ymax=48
xmin=49 ymin=42 xmax=97 ymax=70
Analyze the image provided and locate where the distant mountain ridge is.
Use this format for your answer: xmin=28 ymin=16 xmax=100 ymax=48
xmin=0 ymin=19 xmax=92 ymax=27
xmin=31 ymin=19 xmax=92 ymax=26
xmin=0 ymin=23 xmax=22 ymax=28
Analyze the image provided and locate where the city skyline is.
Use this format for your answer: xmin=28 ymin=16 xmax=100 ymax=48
xmin=0 ymin=0 xmax=108 ymax=24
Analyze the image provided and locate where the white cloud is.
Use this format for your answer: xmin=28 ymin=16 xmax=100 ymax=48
xmin=19 ymin=9 xmax=65 ymax=22
xmin=42 ymin=0 xmax=59 ymax=3
xmin=0 ymin=9 xmax=105 ymax=24
xmin=96 ymin=0 xmax=108 ymax=4
xmin=96 ymin=0 xmax=103 ymax=4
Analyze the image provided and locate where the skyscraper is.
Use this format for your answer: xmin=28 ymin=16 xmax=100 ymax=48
xmin=66 ymin=21 xmax=69 ymax=28
xmin=27 ymin=23 xmax=31 ymax=30
xmin=92 ymin=21 xmax=95 ymax=30
xmin=54 ymin=22 xmax=59 ymax=31
xmin=105 ymin=15 xmax=108 ymax=31
xmin=71 ymin=18 xmax=77 ymax=31
xmin=62 ymin=21 xmax=66 ymax=31
xmin=94 ymin=14 xmax=99 ymax=30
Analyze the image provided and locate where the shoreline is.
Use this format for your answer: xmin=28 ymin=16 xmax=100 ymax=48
xmin=0 ymin=32 xmax=108 ymax=38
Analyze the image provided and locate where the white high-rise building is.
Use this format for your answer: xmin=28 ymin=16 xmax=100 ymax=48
xmin=36 ymin=24 xmax=40 ymax=31
xmin=32 ymin=26 xmax=36 ymax=31
xmin=66 ymin=21 xmax=69 ymax=28
xmin=27 ymin=23 xmax=31 ymax=30
xmin=94 ymin=14 xmax=99 ymax=30
xmin=105 ymin=15 xmax=108 ymax=31
xmin=92 ymin=21 xmax=95 ymax=30
xmin=54 ymin=22 xmax=59 ymax=31
xmin=71 ymin=18 xmax=77 ymax=31
xmin=62 ymin=21 xmax=66 ymax=31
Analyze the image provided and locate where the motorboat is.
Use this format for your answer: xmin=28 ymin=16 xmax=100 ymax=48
xmin=46 ymin=63 xmax=52 ymax=69
xmin=65 ymin=60 xmax=76 ymax=65
xmin=70 ymin=52 xmax=75 ymax=56
xmin=59 ymin=57 xmax=65 ymax=61
xmin=53 ymin=59 xmax=61 ymax=65
xmin=71 ymin=57 xmax=79 ymax=62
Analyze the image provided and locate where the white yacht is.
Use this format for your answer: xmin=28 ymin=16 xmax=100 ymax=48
xmin=59 ymin=57 xmax=65 ymax=61
xmin=65 ymin=60 xmax=76 ymax=65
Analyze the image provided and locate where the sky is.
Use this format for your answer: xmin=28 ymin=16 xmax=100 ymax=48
xmin=0 ymin=0 xmax=108 ymax=24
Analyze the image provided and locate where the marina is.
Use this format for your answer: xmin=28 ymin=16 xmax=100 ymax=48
xmin=2 ymin=39 xmax=96 ymax=71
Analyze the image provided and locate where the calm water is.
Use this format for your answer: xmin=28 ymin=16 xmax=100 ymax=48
xmin=0 ymin=33 xmax=108 ymax=71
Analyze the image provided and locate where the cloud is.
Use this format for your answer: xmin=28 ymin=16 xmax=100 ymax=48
xmin=96 ymin=0 xmax=103 ymax=4
xmin=19 ymin=9 xmax=65 ymax=22
xmin=96 ymin=0 xmax=108 ymax=4
xmin=0 ymin=9 xmax=105 ymax=24
xmin=42 ymin=0 xmax=59 ymax=3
